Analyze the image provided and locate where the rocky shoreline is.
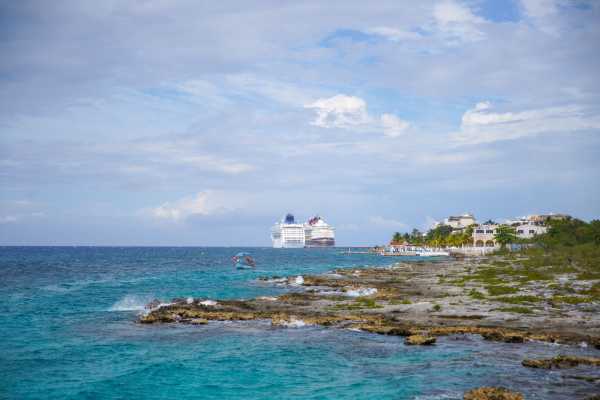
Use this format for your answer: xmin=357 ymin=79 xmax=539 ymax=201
xmin=140 ymin=257 xmax=600 ymax=348
xmin=138 ymin=256 xmax=600 ymax=398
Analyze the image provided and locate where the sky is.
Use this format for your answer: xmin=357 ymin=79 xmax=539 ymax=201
xmin=1 ymin=0 xmax=600 ymax=246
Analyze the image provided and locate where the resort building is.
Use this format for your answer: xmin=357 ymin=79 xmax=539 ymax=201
xmin=434 ymin=213 xmax=477 ymax=234
xmin=472 ymin=215 xmax=553 ymax=246
xmin=473 ymin=223 xmax=498 ymax=247
xmin=514 ymin=223 xmax=547 ymax=239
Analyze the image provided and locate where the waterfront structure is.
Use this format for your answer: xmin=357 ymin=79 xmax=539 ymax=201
xmin=473 ymin=216 xmax=550 ymax=246
xmin=473 ymin=223 xmax=498 ymax=247
xmin=271 ymin=214 xmax=306 ymax=248
xmin=384 ymin=243 xmax=449 ymax=257
xmin=304 ymin=216 xmax=335 ymax=247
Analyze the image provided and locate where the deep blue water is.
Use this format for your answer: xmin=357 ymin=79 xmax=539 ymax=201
xmin=1 ymin=247 xmax=598 ymax=399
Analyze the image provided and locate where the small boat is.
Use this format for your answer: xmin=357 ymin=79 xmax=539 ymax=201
xmin=232 ymin=252 xmax=256 ymax=269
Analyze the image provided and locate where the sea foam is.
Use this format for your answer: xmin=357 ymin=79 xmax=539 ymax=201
xmin=109 ymin=295 xmax=149 ymax=311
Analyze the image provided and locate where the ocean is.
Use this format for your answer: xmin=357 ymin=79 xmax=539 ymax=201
xmin=1 ymin=247 xmax=598 ymax=399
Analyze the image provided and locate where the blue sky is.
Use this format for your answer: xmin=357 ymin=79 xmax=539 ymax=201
xmin=1 ymin=0 xmax=599 ymax=246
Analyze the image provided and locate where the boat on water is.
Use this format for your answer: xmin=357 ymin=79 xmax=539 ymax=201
xmin=232 ymin=252 xmax=256 ymax=269
xmin=304 ymin=216 xmax=335 ymax=247
xmin=381 ymin=244 xmax=449 ymax=257
xmin=271 ymin=213 xmax=336 ymax=248
xmin=271 ymin=214 xmax=305 ymax=248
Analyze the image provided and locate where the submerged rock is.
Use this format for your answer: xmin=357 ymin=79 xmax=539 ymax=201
xmin=356 ymin=323 xmax=414 ymax=336
xmin=405 ymin=335 xmax=436 ymax=345
xmin=463 ymin=387 xmax=524 ymax=400
xmin=481 ymin=331 xmax=525 ymax=343
xmin=522 ymin=355 xmax=600 ymax=369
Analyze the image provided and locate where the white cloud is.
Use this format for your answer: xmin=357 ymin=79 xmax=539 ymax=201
xmin=305 ymin=95 xmax=411 ymax=138
xmin=369 ymin=216 xmax=407 ymax=229
xmin=520 ymin=0 xmax=563 ymax=35
xmin=305 ymin=95 xmax=371 ymax=129
xmin=365 ymin=26 xmax=422 ymax=42
xmin=433 ymin=0 xmax=486 ymax=42
xmin=452 ymin=101 xmax=600 ymax=144
xmin=145 ymin=191 xmax=240 ymax=221
xmin=381 ymin=113 xmax=410 ymax=137
xmin=521 ymin=0 xmax=558 ymax=18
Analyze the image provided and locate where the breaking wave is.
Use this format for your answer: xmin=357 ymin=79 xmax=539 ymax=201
xmin=109 ymin=295 xmax=150 ymax=311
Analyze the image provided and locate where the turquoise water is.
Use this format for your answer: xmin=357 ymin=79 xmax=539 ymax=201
xmin=1 ymin=247 xmax=598 ymax=399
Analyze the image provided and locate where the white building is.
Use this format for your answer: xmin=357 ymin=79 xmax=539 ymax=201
xmin=436 ymin=213 xmax=477 ymax=233
xmin=514 ymin=223 xmax=547 ymax=239
xmin=473 ymin=223 xmax=498 ymax=247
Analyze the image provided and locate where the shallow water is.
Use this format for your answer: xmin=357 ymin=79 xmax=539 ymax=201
xmin=1 ymin=247 xmax=598 ymax=399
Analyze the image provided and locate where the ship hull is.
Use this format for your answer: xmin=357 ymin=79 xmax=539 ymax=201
xmin=305 ymin=238 xmax=335 ymax=247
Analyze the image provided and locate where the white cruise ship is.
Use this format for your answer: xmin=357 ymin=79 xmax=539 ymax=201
xmin=271 ymin=214 xmax=306 ymax=248
xmin=304 ymin=216 xmax=335 ymax=247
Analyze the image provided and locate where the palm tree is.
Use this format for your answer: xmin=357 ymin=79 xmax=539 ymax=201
xmin=494 ymin=225 xmax=517 ymax=250
xmin=392 ymin=232 xmax=402 ymax=244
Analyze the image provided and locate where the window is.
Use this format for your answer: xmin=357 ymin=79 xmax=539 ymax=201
xmin=529 ymin=230 xmax=535 ymax=234
xmin=476 ymin=229 xmax=484 ymax=233
xmin=517 ymin=230 xmax=523 ymax=234
xmin=485 ymin=230 xmax=493 ymax=234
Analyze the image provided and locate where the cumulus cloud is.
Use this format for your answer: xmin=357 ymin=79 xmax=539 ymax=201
xmin=381 ymin=113 xmax=410 ymax=137
xmin=305 ymin=95 xmax=410 ymax=137
xmin=453 ymin=101 xmax=600 ymax=144
xmin=305 ymin=95 xmax=371 ymax=129
xmin=145 ymin=191 xmax=240 ymax=221
xmin=433 ymin=0 xmax=486 ymax=42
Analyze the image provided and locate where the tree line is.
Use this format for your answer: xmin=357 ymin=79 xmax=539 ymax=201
xmin=390 ymin=217 xmax=600 ymax=249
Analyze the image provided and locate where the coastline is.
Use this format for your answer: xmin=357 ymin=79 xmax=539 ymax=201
xmin=140 ymin=255 xmax=600 ymax=347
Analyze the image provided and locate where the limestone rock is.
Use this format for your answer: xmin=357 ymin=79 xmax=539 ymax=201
xmin=464 ymin=387 xmax=524 ymax=400
xmin=522 ymin=355 xmax=600 ymax=369
xmin=405 ymin=335 xmax=436 ymax=345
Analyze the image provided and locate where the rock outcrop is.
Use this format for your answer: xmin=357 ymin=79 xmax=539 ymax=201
xmin=522 ymin=355 xmax=600 ymax=369
xmin=405 ymin=335 xmax=436 ymax=345
xmin=463 ymin=387 xmax=524 ymax=400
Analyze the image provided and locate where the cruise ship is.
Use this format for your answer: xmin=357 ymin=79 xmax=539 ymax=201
xmin=271 ymin=214 xmax=306 ymax=248
xmin=304 ymin=216 xmax=335 ymax=247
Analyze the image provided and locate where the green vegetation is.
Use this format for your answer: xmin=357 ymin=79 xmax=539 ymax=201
xmin=496 ymin=306 xmax=533 ymax=314
xmin=469 ymin=289 xmax=486 ymax=300
xmin=432 ymin=304 xmax=442 ymax=312
xmin=390 ymin=225 xmax=473 ymax=247
xmin=494 ymin=225 xmax=518 ymax=249
xmin=494 ymin=295 xmax=541 ymax=304
xmin=485 ymin=285 xmax=519 ymax=296
xmin=388 ymin=298 xmax=412 ymax=305
xmin=551 ymin=295 xmax=593 ymax=305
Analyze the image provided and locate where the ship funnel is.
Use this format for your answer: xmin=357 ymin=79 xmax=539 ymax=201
xmin=284 ymin=213 xmax=295 ymax=224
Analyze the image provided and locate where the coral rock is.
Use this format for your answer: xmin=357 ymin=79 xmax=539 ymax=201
xmin=464 ymin=387 xmax=524 ymax=400
xmin=522 ymin=355 xmax=600 ymax=369
xmin=405 ymin=335 xmax=436 ymax=345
